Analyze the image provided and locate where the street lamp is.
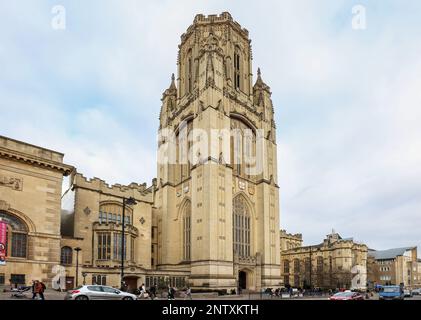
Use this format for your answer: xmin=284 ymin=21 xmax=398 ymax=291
xmin=309 ymin=246 xmax=312 ymax=290
xmin=74 ymin=247 xmax=82 ymax=287
xmin=121 ymin=197 xmax=137 ymax=289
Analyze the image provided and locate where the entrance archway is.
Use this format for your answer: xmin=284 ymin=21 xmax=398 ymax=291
xmin=239 ymin=271 xmax=247 ymax=290
xmin=123 ymin=276 xmax=139 ymax=293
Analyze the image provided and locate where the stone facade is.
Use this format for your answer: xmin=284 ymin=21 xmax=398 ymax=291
xmin=280 ymin=231 xmax=368 ymax=290
xmin=367 ymin=247 xmax=418 ymax=288
xmin=417 ymin=259 xmax=421 ymax=287
xmin=0 ymin=135 xmax=73 ymax=286
xmin=156 ymin=11 xmax=281 ymax=291
xmin=280 ymin=230 xmax=302 ymax=251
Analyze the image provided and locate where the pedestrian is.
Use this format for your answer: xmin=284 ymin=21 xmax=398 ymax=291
xmin=185 ymin=286 xmax=192 ymax=300
xmin=149 ymin=284 xmax=156 ymax=300
xmin=167 ymin=286 xmax=175 ymax=300
xmin=141 ymin=283 xmax=146 ymax=295
xmin=35 ymin=280 xmax=45 ymax=300
xmin=31 ymin=280 xmax=37 ymax=299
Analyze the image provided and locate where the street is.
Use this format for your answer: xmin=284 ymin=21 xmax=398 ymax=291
xmin=1 ymin=288 xmax=421 ymax=301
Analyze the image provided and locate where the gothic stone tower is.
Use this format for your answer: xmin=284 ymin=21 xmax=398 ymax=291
xmin=156 ymin=12 xmax=281 ymax=290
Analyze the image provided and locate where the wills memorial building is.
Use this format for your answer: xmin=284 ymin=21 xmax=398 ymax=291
xmin=0 ymin=12 xmax=281 ymax=292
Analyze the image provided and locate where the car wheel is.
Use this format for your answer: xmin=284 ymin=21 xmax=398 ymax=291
xmin=75 ymin=295 xmax=89 ymax=300
xmin=123 ymin=297 xmax=133 ymax=300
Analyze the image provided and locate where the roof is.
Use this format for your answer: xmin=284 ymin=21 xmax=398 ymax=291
xmin=369 ymin=247 xmax=416 ymax=260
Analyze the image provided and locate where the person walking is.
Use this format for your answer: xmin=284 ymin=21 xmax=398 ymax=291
xmin=35 ymin=280 xmax=45 ymax=300
xmin=31 ymin=280 xmax=37 ymax=299
xmin=149 ymin=284 xmax=157 ymax=300
xmin=167 ymin=286 xmax=175 ymax=300
xmin=185 ymin=286 xmax=192 ymax=300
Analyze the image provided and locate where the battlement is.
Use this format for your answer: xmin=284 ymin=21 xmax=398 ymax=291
xmin=72 ymin=172 xmax=154 ymax=202
xmin=193 ymin=12 xmax=233 ymax=24
xmin=181 ymin=12 xmax=249 ymax=44
xmin=280 ymin=229 xmax=303 ymax=240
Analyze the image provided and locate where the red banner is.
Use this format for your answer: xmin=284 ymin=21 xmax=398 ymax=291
xmin=0 ymin=221 xmax=7 ymax=265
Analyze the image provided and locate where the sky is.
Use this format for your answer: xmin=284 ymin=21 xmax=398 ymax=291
xmin=1 ymin=0 xmax=420 ymax=253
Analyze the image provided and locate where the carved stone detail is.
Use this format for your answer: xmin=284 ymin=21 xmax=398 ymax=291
xmin=0 ymin=175 xmax=23 ymax=191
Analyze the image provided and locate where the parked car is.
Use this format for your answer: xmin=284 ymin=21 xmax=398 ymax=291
xmin=65 ymin=285 xmax=138 ymax=300
xmin=412 ymin=288 xmax=421 ymax=295
xmin=379 ymin=286 xmax=404 ymax=300
xmin=403 ymin=289 xmax=413 ymax=298
xmin=329 ymin=291 xmax=364 ymax=300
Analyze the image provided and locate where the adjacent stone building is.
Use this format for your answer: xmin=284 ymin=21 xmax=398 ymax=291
xmin=280 ymin=230 xmax=302 ymax=251
xmin=0 ymin=12 xmax=282 ymax=292
xmin=367 ymin=247 xmax=418 ymax=288
xmin=280 ymin=231 xmax=368 ymax=290
xmin=0 ymin=135 xmax=73 ymax=286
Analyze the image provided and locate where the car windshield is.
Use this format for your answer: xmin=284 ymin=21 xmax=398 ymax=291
xmin=335 ymin=292 xmax=353 ymax=297
xmin=383 ymin=287 xmax=399 ymax=293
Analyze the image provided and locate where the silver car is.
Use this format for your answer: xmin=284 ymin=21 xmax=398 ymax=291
xmin=65 ymin=285 xmax=138 ymax=300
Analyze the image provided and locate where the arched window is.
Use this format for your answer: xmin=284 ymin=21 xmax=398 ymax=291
xmin=317 ymin=256 xmax=324 ymax=272
xmin=61 ymin=246 xmax=72 ymax=265
xmin=234 ymin=46 xmax=241 ymax=90
xmin=182 ymin=200 xmax=191 ymax=261
xmin=98 ymin=203 xmax=132 ymax=226
xmin=294 ymin=259 xmax=300 ymax=273
xmin=233 ymin=195 xmax=251 ymax=257
xmin=0 ymin=211 xmax=28 ymax=258
xmin=284 ymin=260 xmax=290 ymax=274
xmin=230 ymin=118 xmax=256 ymax=179
xmin=177 ymin=120 xmax=193 ymax=182
xmin=186 ymin=49 xmax=193 ymax=94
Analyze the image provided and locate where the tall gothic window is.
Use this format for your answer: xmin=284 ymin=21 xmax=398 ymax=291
xmin=234 ymin=47 xmax=241 ymax=90
xmin=0 ymin=211 xmax=28 ymax=258
xmin=284 ymin=260 xmax=290 ymax=274
xmin=182 ymin=200 xmax=191 ymax=261
xmin=97 ymin=233 xmax=111 ymax=260
xmin=60 ymin=246 xmax=72 ymax=265
xmin=177 ymin=120 xmax=193 ymax=182
xmin=294 ymin=259 xmax=301 ymax=273
xmin=186 ymin=49 xmax=193 ymax=94
xmin=317 ymin=256 xmax=324 ymax=273
xmin=231 ymin=118 xmax=256 ymax=179
xmin=113 ymin=233 xmax=127 ymax=260
xmin=233 ymin=195 xmax=251 ymax=257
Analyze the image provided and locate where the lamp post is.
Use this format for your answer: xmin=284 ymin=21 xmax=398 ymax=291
xmin=74 ymin=247 xmax=82 ymax=287
xmin=121 ymin=197 xmax=137 ymax=290
xmin=309 ymin=246 xmax=312 ymax=290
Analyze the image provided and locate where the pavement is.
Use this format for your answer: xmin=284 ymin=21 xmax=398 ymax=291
xmin=1 ymin=287 xmax=421 ymax=301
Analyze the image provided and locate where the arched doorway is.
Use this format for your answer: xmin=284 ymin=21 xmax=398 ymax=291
xmin=123 ymin=276 xmax=139 ymax=293
xmin=239 ymin=271 xmax=247 ymax=290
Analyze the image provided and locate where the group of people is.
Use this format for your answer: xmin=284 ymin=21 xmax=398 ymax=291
xmin=135 ymin=283 xmax=192 ymax=300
